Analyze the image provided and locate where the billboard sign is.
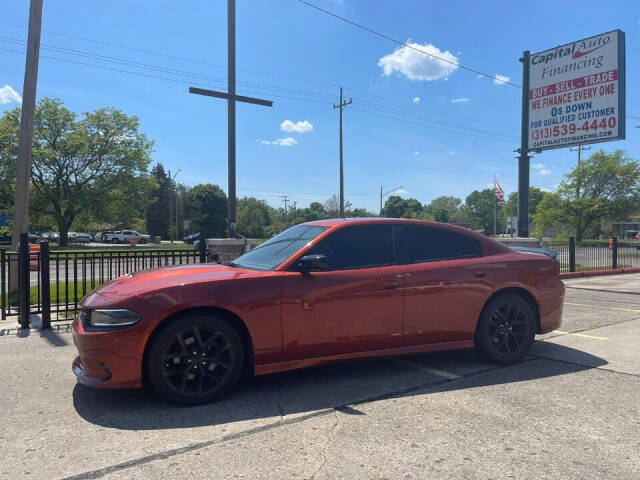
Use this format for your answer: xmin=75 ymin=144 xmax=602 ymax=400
xmin=527 ymin=30 xmax=625 ymax=151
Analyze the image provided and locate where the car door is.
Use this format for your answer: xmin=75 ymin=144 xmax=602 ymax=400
xmin=281 ymin=224 xmax=405 ymax=360
xmin=401 ymin=225 xmax=494 ymax=346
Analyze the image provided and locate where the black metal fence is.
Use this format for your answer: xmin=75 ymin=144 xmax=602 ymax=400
xmin=1 ymin=234 xmax=207 ymax=326
xmin=549 ymin=236 xmax=640 ymax=273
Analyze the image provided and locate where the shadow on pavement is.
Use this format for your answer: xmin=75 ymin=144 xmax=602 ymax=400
xmin=73 ymin=341 xmax=606 ymax=431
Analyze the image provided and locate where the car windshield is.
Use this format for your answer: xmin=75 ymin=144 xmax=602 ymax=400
xmin=229 ymin=224 xmax=328 ymax=271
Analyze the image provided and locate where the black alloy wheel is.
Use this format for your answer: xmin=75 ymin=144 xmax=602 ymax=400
xmin=475 ymin=294 xmax=536 ymax=365
xmin=148 ymin=315 xmax=244 ymax=405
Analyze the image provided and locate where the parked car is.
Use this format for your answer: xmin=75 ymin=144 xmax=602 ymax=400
xmin=69 ymin=232 xmax=91 ymax=244
xmin=99 ymin=231 xmax=117 ymax=242
xmin=72 ymin=218 xmax=564 ymax=405
xmin=183 ymin=232 xmax=201 ymax=245
xmin=41 ymin=232 xmax=60 ymax=243
xmin=109 ymin=230 xmax=150 ymax=244
xmin=635 ymin=232 xmax=640 ymax=250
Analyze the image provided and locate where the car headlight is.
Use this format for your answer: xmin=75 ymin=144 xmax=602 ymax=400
xmin=89 ymin=309 xmax=140 ymax=328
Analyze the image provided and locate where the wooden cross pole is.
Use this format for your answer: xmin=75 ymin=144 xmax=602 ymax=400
xmin=188 ymin=1 xmax=272 ymax=238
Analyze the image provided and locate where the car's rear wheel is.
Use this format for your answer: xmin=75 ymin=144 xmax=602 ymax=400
xmin=111 ymin=238 xmax=118 ymax=244
xmin=475 ymin=294 xmax=536 ymax=365
xmin=147 ymin=315 xmax=244 ymax=405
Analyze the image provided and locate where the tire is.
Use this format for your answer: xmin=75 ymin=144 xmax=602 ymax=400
xmin=475 ymin=294 xmax=536 ymax=365
xmin=147 ymin=315 xmax=245 ymax=405
xmin=111 ymin=238 xmax=118 ymax=244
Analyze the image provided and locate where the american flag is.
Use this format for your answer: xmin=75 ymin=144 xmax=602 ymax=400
xmin=494 ymin=178 xmax=505 ymax=206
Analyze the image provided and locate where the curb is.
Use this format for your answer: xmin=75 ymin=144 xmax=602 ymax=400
xmin=560 ymin=267 xmax=640 ymax=279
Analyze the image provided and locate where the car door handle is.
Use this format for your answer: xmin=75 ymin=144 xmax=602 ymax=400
xmin=472 ymin=270 xmax=488 ymax=278
xmin=382 ymin=282 xmax=399 ymax=290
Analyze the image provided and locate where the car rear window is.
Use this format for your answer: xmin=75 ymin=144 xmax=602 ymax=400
xmin=405 ymin=226 xmax=483 ymax=263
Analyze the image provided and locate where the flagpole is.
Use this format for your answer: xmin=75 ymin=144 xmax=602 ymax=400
xmin=494 ymin=175 xmax=497 ymax=236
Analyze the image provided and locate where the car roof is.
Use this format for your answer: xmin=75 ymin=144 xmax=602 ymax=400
xmin=299 ymin=218 xmax=511 ymax=255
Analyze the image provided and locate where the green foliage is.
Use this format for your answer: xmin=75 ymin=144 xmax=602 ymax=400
xmin=0 ymin=98 xmax=153 ymax=245
xmin=465 ymin=189 xmax=503 ymax=234
xmin=504 ymin=187 xmax=546 ymax=218
xmin=237 ymin=197 xmax=270 ymax=238
xmin=146 ymin=163 xmax=171 ymax=238
xmin=424 ymin=196 xmax=467 ymax=223
xmin=381 ymin=196 xmax=424 ymax=218
xmin=184 ymin=184 xmax=228 ymax=236
xmin=533 ymin=150 xmax=640 ymax=241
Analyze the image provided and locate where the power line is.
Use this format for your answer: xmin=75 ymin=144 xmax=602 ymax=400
xmin=0 ymin=21 xmax=341 ymax=88
xmin=295 ymin=0 xmax=520 ymax=87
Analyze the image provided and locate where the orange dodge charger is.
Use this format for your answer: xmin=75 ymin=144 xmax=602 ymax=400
xmin=72 ymin=218 xmax=564 ymax=405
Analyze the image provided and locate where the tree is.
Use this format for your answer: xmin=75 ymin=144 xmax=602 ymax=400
xmin=381 ymin=196 xmax=424 ymax=218
xmin=0 ymin=98 xmax=153 ymax=245
xmin=237 ymin=197 xmax=270 ymax=238
xmin=504 ymin=187 xmax=546 ymax=218
xmin=146 ymin=164 xmax=172 ymax=238
xmin=424 ymin=196 xmax=466 ymax=223
xmin=534 ymin=150 xmax=640 ymax=241
xmin=184 ymin=184 xmax=228 ymax=236
xmin=465 ymin=189 xmax=503 ymax=234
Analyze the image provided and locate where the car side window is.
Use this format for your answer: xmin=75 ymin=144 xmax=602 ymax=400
xmin=307 ymin=225 xmax=396 ymax=270
xmin=404 ymin=226 xmax=482 ymax=263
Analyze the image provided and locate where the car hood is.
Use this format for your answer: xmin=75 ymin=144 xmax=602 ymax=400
xmin=92 ymin=263 xmax=272 ymax=297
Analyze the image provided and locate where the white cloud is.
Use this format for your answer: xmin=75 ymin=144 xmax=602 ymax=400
xmin=450 ymin=96 xmax=470 ymax=103
xmin=476 ymin=74 xmax=484 ymax=79
xmin=378 ymin=42 xmax=459 ymax=81
xmin=395 ymin=188 xmax=408 ymax=195
xmin=447 ymin=151 xmax=455 ymax=155
xmin=414 ymin=150 xmax=420 ymax=155
xmin=493 ymin=74 xmax=510 ymax=86
xmin=260 ymin=137 xmax=298 ymax=147
xmin=532 ymin=163 xmax=551 ymax=176
xmin=0 ymin=85 xmax=22 ymax=104
xmin=412 ymin=96 xmax=420 ymax=104
xmin=280 ymin=119 xmax=313 ymax=133
xmin=540 ymin=187 xmax=552 ymax=193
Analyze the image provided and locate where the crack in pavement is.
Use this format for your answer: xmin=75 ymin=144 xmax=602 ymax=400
xmin=307 ymin=409 xmax=340 ymax=480
xmin=61 ymin=363 xmax=514 ymax=480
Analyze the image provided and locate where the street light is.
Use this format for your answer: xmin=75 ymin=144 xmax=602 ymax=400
xmin=169 ymin=169 xmax=181 ymax=244
xmin=380 ymin=185 xmax=406 ymax=216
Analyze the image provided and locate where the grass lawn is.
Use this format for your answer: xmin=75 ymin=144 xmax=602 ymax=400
xmin=4 ymin=281 xmax=106 ymax=307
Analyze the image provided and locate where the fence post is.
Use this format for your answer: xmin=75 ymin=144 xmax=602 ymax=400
xmin=569 ymin=236 xmax=576 ymax=273
xmin=612 ymin=235 xmax=618 ymax=270
xmin=1 ymin=248 xmax=6 ymax=321
xmin=40 ymin=241 xmax=51 ymax=329
xmin=199 ymin=230 xmax=207 ymax=263
xmin=18 ymin=232 xmax=30 ymax=329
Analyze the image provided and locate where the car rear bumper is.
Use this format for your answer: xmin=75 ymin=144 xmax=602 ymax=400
xmin=537 ymin=280 xmax=565 ymax=334
xmin=71 ymin=316 xmax=144 ymax=389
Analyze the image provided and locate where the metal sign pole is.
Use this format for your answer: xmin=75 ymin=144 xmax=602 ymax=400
xmin=517 ymin=50 xmax=531 ymax=238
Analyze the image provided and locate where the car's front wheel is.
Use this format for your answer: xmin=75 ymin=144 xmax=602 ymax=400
xmin=475 ymin=294 xmax=536 ymax=365
xmin=147 ymin=315 xmax=244 ymax=405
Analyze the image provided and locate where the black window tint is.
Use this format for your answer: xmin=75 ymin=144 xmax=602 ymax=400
xmin=309 ymin=225 xmax=395 ymax=270
xmin=457 ymin=233 xmax=483 ymax=258
xmin=405 ymin=226 xmax=482 ymax=263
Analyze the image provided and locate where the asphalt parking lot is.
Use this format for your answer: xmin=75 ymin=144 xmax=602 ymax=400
xmin=1 ymin=274 xmax=639 ymax=479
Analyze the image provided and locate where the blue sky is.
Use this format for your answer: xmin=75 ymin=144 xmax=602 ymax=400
xmin=1 ymin=0 xmax=639 ymax=212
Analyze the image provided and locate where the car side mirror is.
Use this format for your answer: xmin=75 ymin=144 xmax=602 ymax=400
xmin=298 ymin=254 xmax=328 ymax=272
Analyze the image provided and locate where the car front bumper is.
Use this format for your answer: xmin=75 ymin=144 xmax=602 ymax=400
xmin=71 ymin=315 xmax=145 ymax=389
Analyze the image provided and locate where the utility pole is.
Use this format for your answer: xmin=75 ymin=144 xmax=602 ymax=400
xmin=282 ymin=195 xmax=289 ymax=225
xmin=333 ymin=86 xmax=352 ymax=218
xmin=570 ymin=145 xmax=590 ymax=168
xmin=188 ymin=0 xmax=272 ymax=238
xmin=168 ymin=169 xmax=173 ymax=244
xmin=11 ymin=0 xmax=43 ymax=250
